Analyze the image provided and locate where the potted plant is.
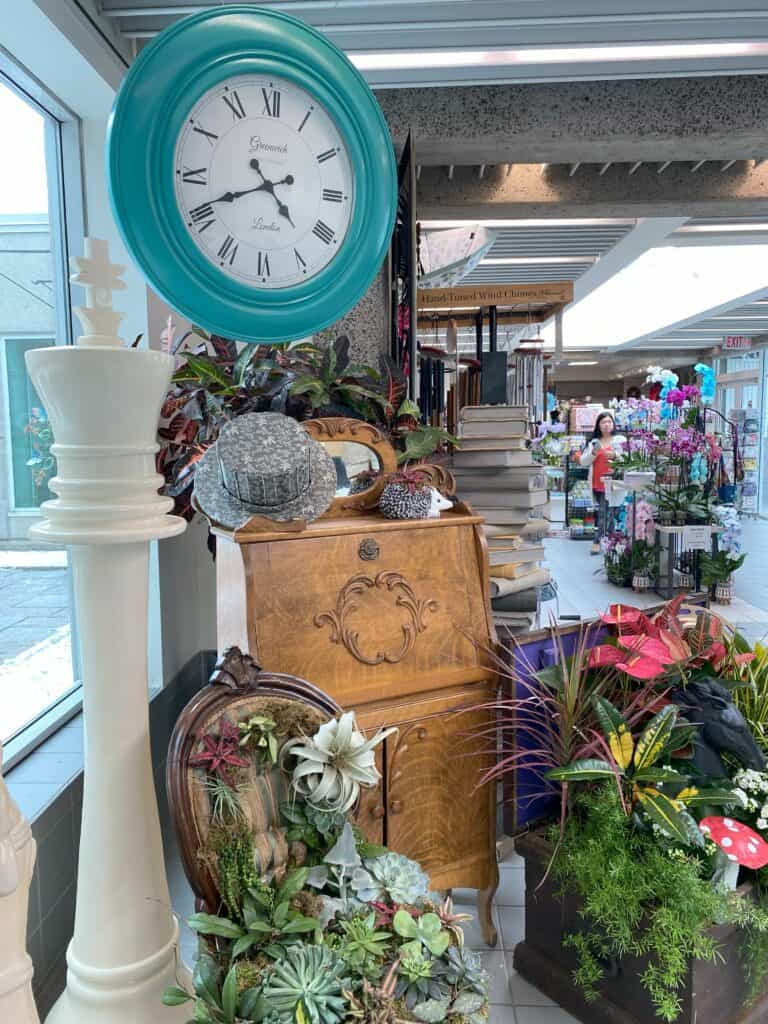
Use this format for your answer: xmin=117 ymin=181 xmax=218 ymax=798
xmin=631 ymin=540 xmax=656 ymax=591
xmin=700 ymin=549 xmax=747 ymax=604
xmin=652 ymin=486 xmax=677 ymax=527
xmin=474 ymin=600 xmax=768 ymax=1024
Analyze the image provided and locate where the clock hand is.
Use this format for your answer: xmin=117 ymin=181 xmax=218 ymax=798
xmin=249 ymin=160 xmax=296 ymax=225
xmin=209 ymin=182 xmax=270 ymax=204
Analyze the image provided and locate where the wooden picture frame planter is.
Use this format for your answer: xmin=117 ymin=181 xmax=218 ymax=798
xmin=514 ymin=831 xmax=768 ymax=1024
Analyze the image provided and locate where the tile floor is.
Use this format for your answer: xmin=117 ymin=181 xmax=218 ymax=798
xmin=543 ymin=516 xmax=768 ymax=646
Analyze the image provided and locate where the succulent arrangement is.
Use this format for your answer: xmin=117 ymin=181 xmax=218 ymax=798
xmin=169 ymin=708 xmax=489 ymax=1024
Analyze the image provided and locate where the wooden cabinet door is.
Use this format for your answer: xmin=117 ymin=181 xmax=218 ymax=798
xmin=384 ymin=704 xmax=494 ymax=892
xmin=355 ymin=745 xmax=386 ymax=848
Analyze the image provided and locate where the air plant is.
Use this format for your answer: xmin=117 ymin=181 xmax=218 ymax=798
xmin=200 ymin=775 xmax=246 ymax=826
xmin=190 ymin=717 xmax=251 ymax=781
xmin=238 ymin=714 xmax=280 ymax=765
xmin=281 ymin=713 xmax=396 ymax=814
xmin=433 ymin=897 xmax=472 ymax=950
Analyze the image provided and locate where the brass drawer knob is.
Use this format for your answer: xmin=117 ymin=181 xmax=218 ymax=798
xmin=370 ymin=805 xmax=386 ymax=820
xmin=390 ymin=799 xmax=403 ymax=814
xmin=359 ymin=538 xmax=380 ymax=561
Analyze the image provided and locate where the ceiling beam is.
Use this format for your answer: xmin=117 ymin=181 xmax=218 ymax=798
xmin=417 ymin=162 xmax=768 ymax=220
xmin=379 ymin=76 xmax=768 ymax=165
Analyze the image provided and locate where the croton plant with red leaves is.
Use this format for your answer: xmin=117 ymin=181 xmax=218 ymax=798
xmin=588 ymin=596 xmax=754 ymax=681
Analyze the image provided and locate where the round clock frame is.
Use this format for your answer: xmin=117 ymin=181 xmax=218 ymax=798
xmin=106 ymin=5 xmax=397 ymax=343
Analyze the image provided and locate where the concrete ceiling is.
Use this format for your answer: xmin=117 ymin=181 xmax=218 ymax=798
xmin=99 ymin=2 xmax=768 ymax=87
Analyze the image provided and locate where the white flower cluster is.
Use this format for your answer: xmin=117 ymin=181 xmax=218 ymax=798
xmin=733 ymin=768 xmax=768 ymax=831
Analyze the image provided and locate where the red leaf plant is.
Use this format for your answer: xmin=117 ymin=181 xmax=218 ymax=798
xmin=589 ymin=596 xmax=751 ymax=681
xmin=190 ymin=716 xmax=250 ymax=780
xmin=465 ymin=621 xmax=664 ymax=832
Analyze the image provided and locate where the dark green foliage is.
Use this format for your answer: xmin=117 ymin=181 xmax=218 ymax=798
xmin=214 ymin=831 xmax=258 ymax=921
xmin=552 ymin=785 xmax=768 ymax=1022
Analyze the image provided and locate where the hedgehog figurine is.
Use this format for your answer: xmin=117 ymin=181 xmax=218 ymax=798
xmin=379 ymin=469 xmax=432 ymax=520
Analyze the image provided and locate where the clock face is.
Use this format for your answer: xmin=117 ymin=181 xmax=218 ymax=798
xmin=173 ymin=75 xmax=355 ymax=289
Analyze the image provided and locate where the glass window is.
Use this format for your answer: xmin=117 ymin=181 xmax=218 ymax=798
xmin=0 ymin=73 xmax=82 ymax=755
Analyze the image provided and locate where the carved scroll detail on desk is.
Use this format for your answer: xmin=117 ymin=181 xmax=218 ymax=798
xmin=314 ymin=570 xmax=438 ymax=666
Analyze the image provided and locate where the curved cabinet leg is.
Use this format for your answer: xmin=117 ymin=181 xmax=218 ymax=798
xmin=478 ymin=859 xmax=500 ymax=947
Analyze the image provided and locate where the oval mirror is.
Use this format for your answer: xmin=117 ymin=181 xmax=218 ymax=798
xmin=323 ymin=441 xmax=383 ymax=496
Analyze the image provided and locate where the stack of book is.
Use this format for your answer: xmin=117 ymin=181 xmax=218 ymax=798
xmin=452 ymin=404 xmax=551 ymax=629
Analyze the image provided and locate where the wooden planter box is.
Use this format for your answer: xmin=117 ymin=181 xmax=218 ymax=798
xmin=513 ymin=832 xmax=768 ymax=1024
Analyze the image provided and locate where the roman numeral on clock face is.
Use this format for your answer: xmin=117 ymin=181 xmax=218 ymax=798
xmin=313 ymin=220 xmax=335 ymax=245
xmin=222 ymin=90 xmax=246 ymax=119
xmin=294 ymin=248 xmax=307 ymax=272
xmin=181 ymin=166 xmax=207 ymax=185
xmin=192 ymin=123 xmax=218 ymax=145
xmin=297 ymin=109 xmax=312 ymax=132
xmin=257 ymin=252 xmax=271 ymax=277
xmin=218 ymin=235 xmax=238 ymax=264
xmin=261 ymin=88 xmax=281 ymax=118
xmin=322 ymin=188 xmax=343 ymax=203
xmin=317 ymin=148 xmax=337 ymax=163
xmin=189 ymin=202 xmax=215 ymax=232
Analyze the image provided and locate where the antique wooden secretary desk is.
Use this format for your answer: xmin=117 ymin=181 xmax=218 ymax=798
xmin=213 ymin=418 xmax=499 ymax=944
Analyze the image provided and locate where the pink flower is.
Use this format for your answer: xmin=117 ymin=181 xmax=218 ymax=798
xmin=665 ymin=388 xmax=686 ymax=407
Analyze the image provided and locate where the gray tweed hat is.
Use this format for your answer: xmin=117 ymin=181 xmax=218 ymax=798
xmin=193 ymin=412 xmax=337 ymax=529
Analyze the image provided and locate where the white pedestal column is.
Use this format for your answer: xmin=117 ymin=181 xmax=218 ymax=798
xmin=0 ymin=744 xmax=39 ymax=1024
xmin=25 ymin=239 xmax=188 ymax=1023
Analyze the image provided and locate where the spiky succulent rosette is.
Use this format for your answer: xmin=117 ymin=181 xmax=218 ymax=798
xmin=281 ymin=712 xmax=396 ymax=813
xmin=262 ymin=945 xmax=350 ymax=1024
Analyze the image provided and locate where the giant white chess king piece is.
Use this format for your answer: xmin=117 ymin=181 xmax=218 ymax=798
xmin=25 ymin=238 xmax=188 ymax=1023
xmin=0 ymin=741 xmax=40 ymax=1024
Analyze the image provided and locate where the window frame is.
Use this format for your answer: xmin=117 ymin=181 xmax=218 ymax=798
xmin=0 ymin=49 xmax=85 ymax=771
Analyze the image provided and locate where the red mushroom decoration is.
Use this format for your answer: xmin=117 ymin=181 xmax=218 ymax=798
xmin=699 ymin=817 xmax=768 ymax=888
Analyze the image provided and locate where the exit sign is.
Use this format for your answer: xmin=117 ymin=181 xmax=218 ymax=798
xmin=724 ymin=335 xmax=752 ymax=350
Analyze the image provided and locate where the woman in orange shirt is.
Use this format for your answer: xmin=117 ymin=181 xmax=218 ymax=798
xmin=579 ymin=412 xmax=625 ymax=554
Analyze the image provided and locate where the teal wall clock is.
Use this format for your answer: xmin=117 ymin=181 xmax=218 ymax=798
xmin=106 ymin=6 xmax=397 ymax=344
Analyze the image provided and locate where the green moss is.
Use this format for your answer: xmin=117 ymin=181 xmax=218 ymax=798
xmin=236 ymin=955 xmax=272 ymax=994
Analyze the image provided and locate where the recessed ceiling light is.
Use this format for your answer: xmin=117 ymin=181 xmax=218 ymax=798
xmin=421 ymin=219 xmax=634 ymax=229
xmin=568 ymin=360 xmax=599 ymax=366
xmin=351 ymin=42 xmax=768 ymax=72
xmin=676 ymin=223 xmax=768 ymax=233
xmin=481 ymin=256 xmax=597 ymax=265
